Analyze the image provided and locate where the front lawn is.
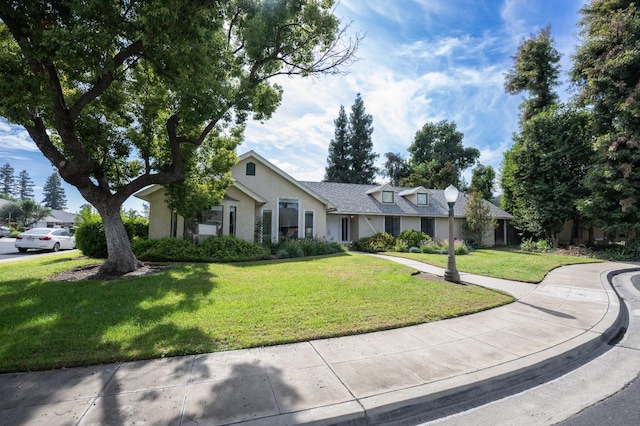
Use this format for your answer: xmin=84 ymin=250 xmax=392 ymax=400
xmin=0 ymin=252 xmax=513 ymax=373
xmin=388 ymin=247 xmax=603 ymax=282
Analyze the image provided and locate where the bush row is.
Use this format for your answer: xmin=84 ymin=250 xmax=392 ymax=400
xmin=351 ymin=231 xmax=470 ymax=255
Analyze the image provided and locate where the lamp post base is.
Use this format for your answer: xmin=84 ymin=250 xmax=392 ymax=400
xmin=444 ymin=269 xmax=460 ymax=283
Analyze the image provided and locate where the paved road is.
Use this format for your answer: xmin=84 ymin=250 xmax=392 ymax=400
xmin=556 ymin=273 xmax=640 ymax=426
xmin=0 ymin=238 xmax=72 ymax=262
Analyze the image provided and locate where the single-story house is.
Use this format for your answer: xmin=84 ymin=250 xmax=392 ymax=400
xmin=136 ymin=151 xmax=514 ymax=246
xmin=33 ymin=209 xmax=78 ymax=229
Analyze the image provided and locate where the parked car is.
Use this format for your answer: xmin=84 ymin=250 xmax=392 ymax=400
xmin=0 ymin=225 xmax=9 ymax=238
xmin=14 ymin=228 xmax=76 ymax=253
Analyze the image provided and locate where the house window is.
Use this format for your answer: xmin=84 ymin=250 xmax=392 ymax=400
xmin=229 ymin=206 xmax=236 ymax=236
xmin=304 ymin=210 xmax=314 ymax=239
xmin=262 ymin=210 xmax=272 ymax=243
xmin=382 ymin=190 xmax=394 ymax=204
xmin=341 ymin=217 xmax=350 ymax=242
xmin=246 ymin=162 xmax=256 ymax=176
xmin=199 ymin=206 xmax=223 ymax=236
xmin=421 ymin=217 xmax=435 ymax=237
xmin=417 ymin=193 xmax=428 ymax=205
xmin=279 ymin=199 xmax=299 ymax=240
xmin=385 ymin=216 xmax=400 ymax=237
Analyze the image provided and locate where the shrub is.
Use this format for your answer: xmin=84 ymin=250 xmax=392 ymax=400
xmin=133 ymin=236 xmax=270 ymax=262
xmin=198 ymin=236 xmax=271 ymax=262
xmin=520 ymin=238 xmax=551 ymax=252
xmin=75 ymin=221 xmax=108 ymax=258
xmin=132 ymin=238 xmax=202 ymax=262
xmin=351 ymin=232 xmax=396 ymax=253
xmin=397 ymin=230 xmax=430 ymax=249
xmin=408 ymin=246 xmax=421 ymax=253
xmin=420 ymin=240 xmax=444 ymax=254
xmin=273 ymin=238 xmax=346 ymax=258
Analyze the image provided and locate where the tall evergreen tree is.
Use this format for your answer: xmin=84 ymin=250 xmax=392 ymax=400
xmin=348 ymin=93 xmax=378 ymax=184
xmin=42 ymin=172 xmax=68 ymax=210
xmin=0 ymin=163 xmax=16 ymax=196
xmin=502 ymin=27 xmax=592 ymax=242
xmin=505 ymin=26 xmax=561 ymax=122
xmin=324 ymin=105 xmax=351 ymax=182
xmin=571 ymin=0 xmax=640 ymax=237
xmin=17 ymin=170 xmax=35 ymax=200
xmin=324 ymin=94 xmax=378 ymax=184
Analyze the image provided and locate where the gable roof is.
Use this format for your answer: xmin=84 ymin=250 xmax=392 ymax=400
xmin=238 ymin=151 xmax=337 ymax=211
xmin=40 ymin=209 xmax=77 ymax=224
xmin=300 ymin=181 xmax=513 ymax=219
xmin=134 ymin=182 xmax=268 ymax=205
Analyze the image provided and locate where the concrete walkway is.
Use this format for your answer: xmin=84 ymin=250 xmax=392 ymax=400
xmin=0 ymin=256 xmax=632 ymax=425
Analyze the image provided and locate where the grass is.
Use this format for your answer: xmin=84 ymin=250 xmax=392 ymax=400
xmin=0 ymin=252 xmax=513 ymax=373
xmin=388 ymin=247 xmax=603 ymax=283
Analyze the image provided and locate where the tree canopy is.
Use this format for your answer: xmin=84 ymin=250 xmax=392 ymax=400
xmin=505 ymin=26 xmax=561 ymax=122
xmin=571 ymin=0 xmax=640 ymax=237
xmin=469 ymin=164 xmax=496 ymax=201
xmin=0 ymin=0 xmax=359 ymax=274
xmin=0 ymin=163 xmax=15 ymax=197
xmin=401 ymin=120 xmax=479 ymax=189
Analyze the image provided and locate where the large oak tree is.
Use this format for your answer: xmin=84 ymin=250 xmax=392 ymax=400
xmin=0 ymin=0 xmax=359 ymax=274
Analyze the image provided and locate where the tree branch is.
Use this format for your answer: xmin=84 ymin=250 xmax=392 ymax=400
xmin=69 ymin=39 xmax=144 ymax=119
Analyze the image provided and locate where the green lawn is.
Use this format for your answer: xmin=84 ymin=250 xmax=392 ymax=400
xmin=388 ymin=248 xmax=603 ymax=282
xmin=0 ymin=252 xmax=513 ymax=373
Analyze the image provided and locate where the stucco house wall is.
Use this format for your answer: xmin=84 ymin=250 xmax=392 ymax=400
xmin=136 ymin=151 xmax=514 ymax=246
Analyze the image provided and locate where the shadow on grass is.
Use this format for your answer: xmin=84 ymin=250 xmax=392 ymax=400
xmin=231 ymin=251 xmax=350 ymax=268
xmin=0 ymin=263 xmax=221 ymax=373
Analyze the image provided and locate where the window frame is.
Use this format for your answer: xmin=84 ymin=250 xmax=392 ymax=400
xmin=304 ymin=210 xmax=314 ymax=239
xmin=417 ymin=193 xmax=428 ymax=206
xmin=381 ymin=190 xmax=394 ymax=204
xmin=246 ymin=162 xmax=256 ymax=176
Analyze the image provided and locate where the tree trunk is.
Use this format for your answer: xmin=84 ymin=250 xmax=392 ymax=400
xmin=96 ymin=203 xmax=143 ymax=275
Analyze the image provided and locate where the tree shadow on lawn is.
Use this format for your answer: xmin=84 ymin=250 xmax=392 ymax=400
xmin=230 ymin=251 xmax=351 ymax=268
xmin=0 ymin=263 xmax=223 ymax=374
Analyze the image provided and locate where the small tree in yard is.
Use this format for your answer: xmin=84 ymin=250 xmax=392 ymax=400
xmin=464 ymin=190 xmax=497 ymax=244
xmin=0 ymin=0 xmax=360 ymax=274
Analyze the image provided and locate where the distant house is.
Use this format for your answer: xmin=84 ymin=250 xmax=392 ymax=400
xmin=33 ymin=209 xmax=77 ymax=229
xmin=135 ymin=151 xmax=514 ymax=246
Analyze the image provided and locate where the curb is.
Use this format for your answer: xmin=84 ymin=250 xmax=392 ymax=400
xmin=277 ymin=265 xmax=632 ymax=426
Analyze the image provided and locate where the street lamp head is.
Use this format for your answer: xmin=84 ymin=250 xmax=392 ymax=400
xmin=444 ymin=185 xmax=459 ymax=204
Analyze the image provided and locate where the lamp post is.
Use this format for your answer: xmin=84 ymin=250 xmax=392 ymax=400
xmin=444 ymin=185 xmax=460 ymax=283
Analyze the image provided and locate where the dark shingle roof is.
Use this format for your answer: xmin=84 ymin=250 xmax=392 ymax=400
xmin=300 ymin=182 xmax=513 ymax=219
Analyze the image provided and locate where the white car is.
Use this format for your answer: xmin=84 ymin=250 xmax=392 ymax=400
xmin=15 ymin=228 xmax=76 ymax=253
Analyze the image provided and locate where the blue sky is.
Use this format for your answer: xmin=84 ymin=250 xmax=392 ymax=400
xmin=0 ymin=0 xmax=588 ymax=214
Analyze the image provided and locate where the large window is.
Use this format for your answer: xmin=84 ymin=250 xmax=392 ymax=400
xmin=421 ymin=217 xmax=435 ymax=237
xmin=382 ymin=190 xmax=394 ymax=204
xmin=262 ymin=210 xmax=272 ymax=243
xmin=279 ymin=199 xmax=299 ymax=240
xmin=385 ymin=216 xmax=400 ymax=237
xmin=199 ymin=206 xmax=223 ymax=236
xmin=304 ymin=210 xmax=314 ymax=239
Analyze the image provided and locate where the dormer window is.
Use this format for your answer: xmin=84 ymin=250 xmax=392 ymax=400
xmin=246 ymin=162 xmax=256 ymax=176
xmin=382 ymin=190 xmax=394 ymax=204
xmin=417 ymin=193 xmax=428 ymax=206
